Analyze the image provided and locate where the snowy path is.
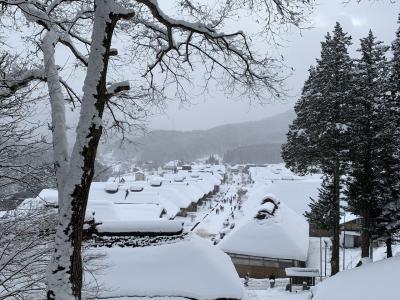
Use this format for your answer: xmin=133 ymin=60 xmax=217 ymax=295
xmin=175 ymin=175 xmax=248 ymax=241
xmin=189 ymin=185 xmax=233 ymax=232
xmin=243 ymin=278 xmax=311 ymax=300
xmin=245 ymin=289 xmax=311 ymax=300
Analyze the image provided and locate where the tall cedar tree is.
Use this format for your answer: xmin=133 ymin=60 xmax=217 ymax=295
xmin=346 ymin=31 xmax=389 ymax=259
xmin=305 ymin=175 xmax=337 ymax=230
xmin=282 ymin=23 xmax=353 ymax=275
xmin=375 ymin=17 xmax=400 ymax=257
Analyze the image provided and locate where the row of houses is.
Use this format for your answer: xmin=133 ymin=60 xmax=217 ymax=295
xmin=18 ymin=168 xmax=224 ymax=237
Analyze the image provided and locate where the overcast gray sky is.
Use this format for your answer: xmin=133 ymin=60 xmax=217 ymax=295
xmin=148 ymin=0 xmax=400 ymax=131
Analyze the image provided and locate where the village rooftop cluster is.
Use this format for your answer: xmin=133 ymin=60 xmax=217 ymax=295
xmin=3 ymin=162 xmax=397 ymax=299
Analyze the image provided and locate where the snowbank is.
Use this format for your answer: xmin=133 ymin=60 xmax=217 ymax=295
xmin=91 ymin=235 xmax=243 ymax=299
xmin=312 ymin=255 xmax=400 ymax=300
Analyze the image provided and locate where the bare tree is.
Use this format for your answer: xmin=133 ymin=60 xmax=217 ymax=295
xmin=0 ymin=208 xmax=55 ymax=300
xmin=0 ymin=205 xmax=107 ymax=300
xmin=0 ymin=53 xmax=54 ymax=207
xmin=0 ymin=1 xmax=314 ymax=299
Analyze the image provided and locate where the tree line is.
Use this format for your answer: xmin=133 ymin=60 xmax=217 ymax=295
xmin=282 ymin=20 xmax=400 ymax=275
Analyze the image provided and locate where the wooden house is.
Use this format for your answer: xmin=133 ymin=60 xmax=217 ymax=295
xmin=219 ymin=198 xmax=309 ymax=278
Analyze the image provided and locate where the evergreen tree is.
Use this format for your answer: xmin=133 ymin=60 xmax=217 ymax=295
xmin=375 ymin=17 xmax=400 ymax=257
xmin=305 ymin=175 xmax=337 ymax=230
xmin=346 ymin=30 xmax=389 ymax=259
xmin=282 ymin=23 xmax=353 ymax=275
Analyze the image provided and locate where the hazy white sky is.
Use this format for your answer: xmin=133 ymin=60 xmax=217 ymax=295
xmin=148 ymin=0 xmax=400 ymax=131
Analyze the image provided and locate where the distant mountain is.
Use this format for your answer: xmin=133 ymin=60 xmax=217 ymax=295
xmin=106 ymin=110 xmax=295 ymax=164
xmin=223 ymin=144 xmax=283 ymax=164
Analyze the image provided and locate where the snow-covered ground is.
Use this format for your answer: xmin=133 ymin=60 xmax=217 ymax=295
xmin=243 ymin=278 xmax=311 ymax=300
xmin=312 ymin=255 xmax=400 ymax=300
xmin=245 ymin=289 xmax=310 ymax=300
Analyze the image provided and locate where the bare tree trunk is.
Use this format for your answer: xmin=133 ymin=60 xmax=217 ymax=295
xmin=47 ymin=1 xmax=119 ymax=298
xmin=41 ymin=31 xmax=70 ymax=210
xmin=386 ymin=237 xmax=393 ymax=258
xmin=330 ymin=168 xmax=340 ymax=276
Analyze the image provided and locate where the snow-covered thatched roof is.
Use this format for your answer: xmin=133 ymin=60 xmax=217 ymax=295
xmin=96 ymin=220 xmax=183 ymax=234
xmin=219 ymin=200 xmax=309 ymax=262
xmin=89 ymin=235 xmax=243 ymax=299
xmin=86 ymin=201 xmax=165 ymax=222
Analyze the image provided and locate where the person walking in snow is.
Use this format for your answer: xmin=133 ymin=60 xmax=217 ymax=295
xmin=244 ymin=272 xmax=250 ymax=287
xmin=269 ymin=273 xmax=276 ymax=283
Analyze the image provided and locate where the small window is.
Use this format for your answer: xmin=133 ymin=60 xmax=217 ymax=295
xmin=255 ymin=209 xmax=273 ymax=220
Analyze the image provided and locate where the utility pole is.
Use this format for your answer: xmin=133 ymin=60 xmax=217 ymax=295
xmin=369 ymin=238 xmax=374 ymax=261
xmin=320 ymin=236 xmax=323 ymax=281
xmin=324 ymin=241 xmax=327 ymax=277
xmin=342 ymin=212 xmax=346 ymax=270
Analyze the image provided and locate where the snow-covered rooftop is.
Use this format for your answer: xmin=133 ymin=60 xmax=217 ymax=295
xmin=89 ymin=235 xmax=243 ymax=299
xmin=96 ymin=220 xmax=183 ymax=234
xmin=219 ymin=201 xmax=309 ymax=261
xmin=248 ymin=165 xmax=322 ymax=215
xmin=37 ymin=189 xmax=58 ymax=205
xmin=285 ymin=267 xmax=320 ymax=277
xmin=86 ymin=201 xmax=164 ymax=222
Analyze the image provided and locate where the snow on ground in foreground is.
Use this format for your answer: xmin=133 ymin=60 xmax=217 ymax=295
xmin=312 ymin=255 xmax=400 ymax=300
xmin=90 ymin=235 xmax=243 ymax=299
xmin=245 ymin=289 xmax=310 ymax=300
xmin=243 ymin=279 xmax=311 ymax=300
